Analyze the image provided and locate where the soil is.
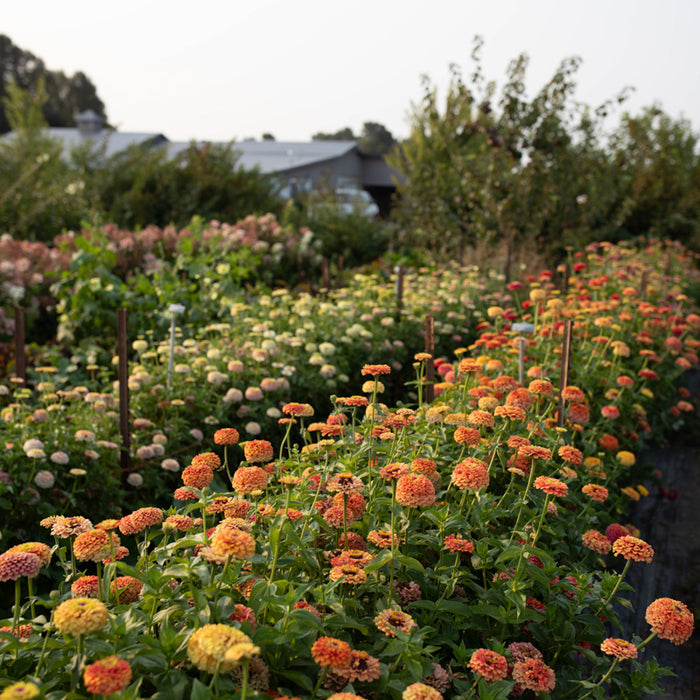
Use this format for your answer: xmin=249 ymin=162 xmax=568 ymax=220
xmin=620 ymin=371 xmax=700 ymax=699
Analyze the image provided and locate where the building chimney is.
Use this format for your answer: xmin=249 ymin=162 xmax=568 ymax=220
xmin=75 ymin=109 xmax=104 ymax=136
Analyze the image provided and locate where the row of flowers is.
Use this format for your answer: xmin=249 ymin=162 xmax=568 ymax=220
xmin=0 ymin=238 xmax=697 ymax=698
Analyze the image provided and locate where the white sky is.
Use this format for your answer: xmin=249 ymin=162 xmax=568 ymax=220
xmin=4 ymin=0 xmax=700 ymax=143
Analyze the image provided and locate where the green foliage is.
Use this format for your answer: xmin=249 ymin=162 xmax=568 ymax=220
xmin=389 ymin=36 xmax=700 ymax=263
xmin=91 ymin=140 xmax=282 ymax=231
xmin=0 ymin=34 xmax=107 ymax=134
xmin=0 ymin=79 xmax=93 ymax=241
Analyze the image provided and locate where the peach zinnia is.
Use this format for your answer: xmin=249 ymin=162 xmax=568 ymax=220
xmin=533 ymin=476 xmax=568 ymax=498
xmin=600 ymin=637 xmax=638 ymax=659
xmin=582 ymin=484 xmax=609 ymax=503
xmin=214 ymin=428 xmax=240 ymax=445
xmin=402 ymin=683 xmax=443 ymax=700
xmin=612 ymin=535 xmax=654 ymax=563
xmin=512 ymin=658 xmax=556 ymax=693
xmin=374 ymin=608 xmax=416 ymax=637
xmin=395 ymin=473 xmax=435 ymax=507
xmin=451 ymin=458 xmax=489 ymax=492
xmin=181 ymin=463 xmax=214 ymax=490
xmin=468 ymin=648 xmax=508 ymax=682
xmin=191 ymin=452 xmax=222 ymax=470
xmin=211 ymin=528 xmax=256 ymax=559
xmin=243 ymin=439 xmax=274 ymax=463
xmin=645 ymin=597 xmax=694 ymax=645
xmin=232 ymin=466 xmax=269 ymax=495
xmin=361 ymin=364 xmax=391 ymax=376
xmin=443 ymin=534 xmax=474 ymax=553
xmin=582 ymin=529 xmax=612 ymax=555
xmin=311 ymin=636 xmax=352 ymax=668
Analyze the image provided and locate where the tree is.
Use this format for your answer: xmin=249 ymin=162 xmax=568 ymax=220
xmin=262 ymin=132 xmax=276 ymax=141
xmin=0 ymin=78 xmax=92 ymax=240
xmin=387 ymin=36 xmax=642 ymax=263
xmin=0 ymin=34 xmax=107 ymax=133
xmin=357 ymin=121 xmax=396 ymax=154
xmin=312 ymin=127 xmax=355 ymax=141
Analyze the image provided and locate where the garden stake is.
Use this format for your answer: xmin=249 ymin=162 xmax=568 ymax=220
xmin=557 ymin=319 xmax=573 ymax=427
xmin=424 ymin=315 xmax=435 ymax=403
xmin=13 ymin=305 xmax=26 ymax=383
xmin=117 ymin=309 xmax=131 ymax=481
xmin=394 ymin=264 xmax=405 ymax=322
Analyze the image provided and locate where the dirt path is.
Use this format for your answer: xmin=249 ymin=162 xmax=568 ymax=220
xmin=624 ymin=442 xmax=700 ymax=699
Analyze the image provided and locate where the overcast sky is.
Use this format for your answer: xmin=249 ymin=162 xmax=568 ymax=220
xmin=5 ymin=0 xmax=700 ymax=143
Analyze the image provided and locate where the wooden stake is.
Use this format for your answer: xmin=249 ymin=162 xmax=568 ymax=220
xmin=13 ymin=306 xmax=25 ymax=384
xmin=424 ymin=315 xmax=435 ymax=404
xmin=118 ymin=309 xmax=131 ymax=479
xmin=557 ymin=320 xmax=573 ymax=428
xmin=321 ymin=258 xmax=329 ymax=295
xmin=395 ymin=265 xmax=405 ymax=322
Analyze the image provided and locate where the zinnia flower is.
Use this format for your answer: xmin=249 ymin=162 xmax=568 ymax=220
xmin=645 ymin=597 xmax=694 ymax=645
xmin=451 ymin=458 xmax=489 ymax=491
xmin=181 ymin=463 xmax=214 ymax=490
xmin=232 ymin=466 xmax=269 ymax=494
xmin=582 ymin=529 xmax=612 ymax=555
xmin=73 ymin=529 xmax=120 ymax=562
xmin=453 ymin=427 xmax=482 ymax=445
xmin=600 ymin=638 xmax=638 ymax=659
xmin=214 ymin=428 xmax=240 ymax=445
xmin=443 ymin=534 xmax=474 ymax=553
xmin=558 ymin=445 xmax=583 ymax=465
xmin=467 ymin=648 xmax=508 ymax=681
xmin=111 ymin=576 xmax=144 ymax=604
xmin=339 ymin=649 xmax=381 ymax=683
xmin=0 ymin=551 xmax=42 ymax=581
xmin=329 ymin=564 xmax=367 ymax=585
xmin=374 ymin=608 xmax=416 ymax=637
xmin=54 ymin=598 xmax=108 ymax=635
xmin=71 ymin=575 xmax=100 ymax=598
xmin=191 ymin=452 xmax=222 ymax=470
xmin=395 ymin=472 xmax=435 ymax=507
xmin=211 ymin=528 xmax=256 ymax=559
xmin=511 ymin=658 xmax=556 ymax=693
xmin=243 ymin=439 xmax=274 ymax=463
xmin=83 ymin=656 xmax=132 ymax=695
xmin=361 ymin=364 xmax=391 ymax=376
xmin=0 ymin=682 xmax=41 ymax=699
xmin=402 ymin=683 xmax=443 ymax=700
xmin=582 ymin=484 xmax=609 ymax=502
xmin=311 ymin=636 xmax=352 ymax=668
xmin=533 ymin=476 xmax=568 ymax=498
xmin=187 ymin=624 xmax=253 ymax=673
xmin=5 ymin=542 xmax=51 ymax=567
xmin=612 ymin=535 xmax=654 ymax=563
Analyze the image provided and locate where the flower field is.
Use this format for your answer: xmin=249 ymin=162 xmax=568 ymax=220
xmin=0 ymin=237 xmax=698 ymax=699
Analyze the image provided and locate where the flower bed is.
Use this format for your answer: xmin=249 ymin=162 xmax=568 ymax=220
xmin=0 ymin=239 xmax=698 ymax=699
